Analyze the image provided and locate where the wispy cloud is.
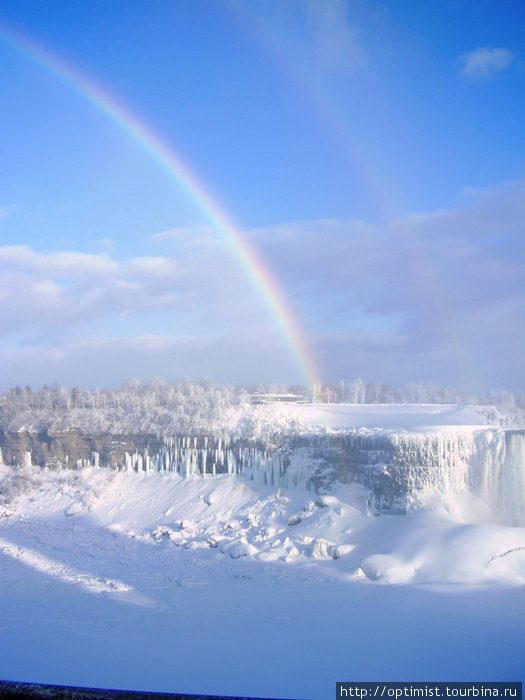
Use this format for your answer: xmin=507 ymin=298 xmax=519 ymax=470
xmin=0 ymin=204 xmax=16 ymax=220
xmin=149 ymin=224 xmax=215 ymax=247
xmin=303 ymin=0 xmax=366 ymax=72
xmin=94 ymin=237 xmax=116 ymax=252
xmin=0 ymin=329 xmax=299 ymax=388
xmin=232 ymin=0 xmax=366 ymax=79
xmin=247 ymin=179 xmax=525 ymax=390
xmin=457 ymin=47 xmax=514 ymax=80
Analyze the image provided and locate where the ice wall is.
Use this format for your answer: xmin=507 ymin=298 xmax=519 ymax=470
xmin=1 ymin=428 xmax=523 ymax=525
xmin=370 ymin=429 xmax=525 ymax=525
xmin=115 ymin=430 xmax=525 ymax=524
xmin=121 ymin=436 xmax=290 ymax=488
xmin=469 ymin=430 xmax=525 ymax=526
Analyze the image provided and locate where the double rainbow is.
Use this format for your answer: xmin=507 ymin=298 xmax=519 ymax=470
xmin=0 ymin=20 xmax=319 ymax=388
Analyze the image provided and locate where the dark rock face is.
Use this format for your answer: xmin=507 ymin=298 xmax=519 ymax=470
xmin=0 ymin=430 xmax=165 ymax=469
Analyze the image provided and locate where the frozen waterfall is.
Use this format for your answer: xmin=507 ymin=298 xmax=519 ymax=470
xmin=112 ymin=430 xmax=525 ymax=525
xmin=2 ymin=428 xmax=524 ymax=525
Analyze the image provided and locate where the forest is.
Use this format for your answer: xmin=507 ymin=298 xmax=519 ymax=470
xmin=0 ymin=378 xmax=523 ymax=436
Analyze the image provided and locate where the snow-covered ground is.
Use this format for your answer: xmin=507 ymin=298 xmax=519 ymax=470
xmin=0 ymin=454 xmax=524 ymax=698
xmin=246 ymin=402 xmax=494 ymax=432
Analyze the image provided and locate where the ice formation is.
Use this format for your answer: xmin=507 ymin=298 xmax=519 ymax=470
xmin=2 ymin=425 xmax=523 ymax=525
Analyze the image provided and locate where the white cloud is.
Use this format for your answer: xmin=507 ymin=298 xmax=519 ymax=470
xmin=123 ymin=257 xmax=179 ymax=277
xmin=246 ymin=179 xmax=525 ymax=391
xmin=1 ymin=180 xmax=524 ymax=391
xmin=0 ymin=246 xmax=118 ymax=277
xmin=457 ymin=47 xmax=514 ymax=80
xmin=0 ymin=240 xmax=268 ymax=348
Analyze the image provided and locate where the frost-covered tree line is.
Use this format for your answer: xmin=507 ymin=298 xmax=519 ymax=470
xmin=0 ymin=380 xmax=249 ymax=436
xmin=320 ymin=379 xmax=525 ymax=412
xmin=0 ymin=378 xmax=523 ymax=435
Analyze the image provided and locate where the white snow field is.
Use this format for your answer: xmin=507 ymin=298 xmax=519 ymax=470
xmin=0 ymin=405 xmax=524 ymax=699
xmin=244 ymin=402 xmax=493 ymax=432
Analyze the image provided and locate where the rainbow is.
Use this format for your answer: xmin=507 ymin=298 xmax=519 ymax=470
xmin=216 ymin=5 xmax=481 ymax=390
xmin=0 ymin=20 xmax=320 ymax=388
xmin=225 ymin=2 xmax=400 ymax=222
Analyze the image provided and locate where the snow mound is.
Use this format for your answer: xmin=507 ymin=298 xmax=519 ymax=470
xmin=1 ymin=465 xmax=523 ymax=586
xmin=360 ymin=554 xmax=415 ymax=583
xmin=485 ymin=547 xmax=525 ymax=584
xmin=64 ymin=501 xmax=83 ymax=517
xmin=223 ymin=540 xmax=259 ymax=559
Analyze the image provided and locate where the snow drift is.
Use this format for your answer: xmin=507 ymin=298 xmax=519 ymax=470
xmin=0 ymin=403 xmax=524 ymax=698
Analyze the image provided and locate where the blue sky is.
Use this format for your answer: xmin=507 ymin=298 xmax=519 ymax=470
xmin=0 ymin=0 xmax=524 ymax=392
